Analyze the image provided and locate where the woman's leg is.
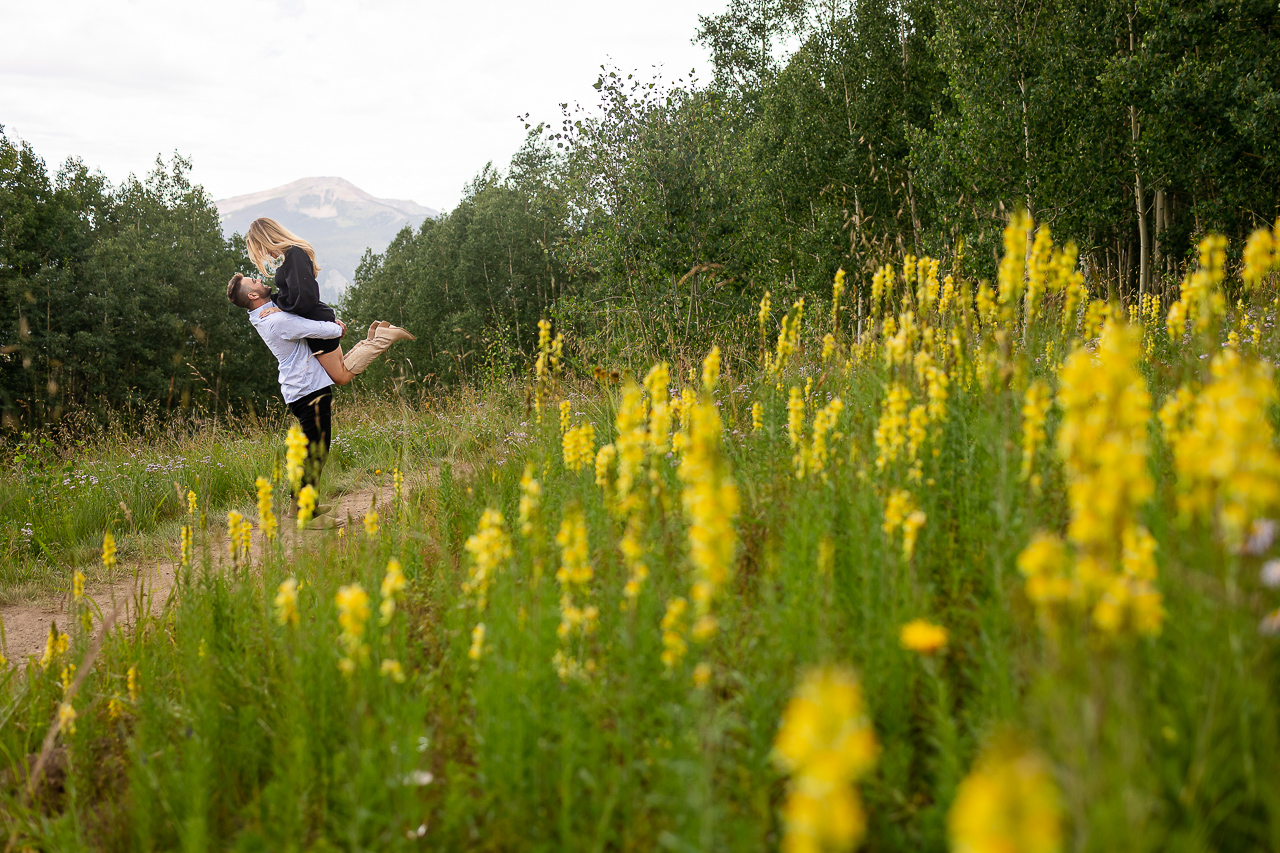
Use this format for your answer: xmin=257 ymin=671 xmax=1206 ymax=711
xmin=316 ymin=347 xmax=355 ymax=385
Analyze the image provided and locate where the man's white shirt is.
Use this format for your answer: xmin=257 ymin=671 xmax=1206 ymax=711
xmin=248 ymin=302 xmax=343 ymax=404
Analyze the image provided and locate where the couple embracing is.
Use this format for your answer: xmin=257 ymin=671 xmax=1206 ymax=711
xmin=227 ymin=217 xmax=412 ymax=529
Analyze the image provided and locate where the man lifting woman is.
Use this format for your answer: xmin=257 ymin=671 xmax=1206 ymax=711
xmin=227 ymin=217 xmax=413 ymax=527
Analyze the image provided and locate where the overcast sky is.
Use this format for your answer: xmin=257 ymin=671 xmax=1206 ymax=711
xmin=1 ymin=0 xmax=722 ymax=211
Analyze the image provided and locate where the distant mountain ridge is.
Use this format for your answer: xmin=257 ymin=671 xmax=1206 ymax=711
xmin=215 ymin=177 xmax=437 ymax=304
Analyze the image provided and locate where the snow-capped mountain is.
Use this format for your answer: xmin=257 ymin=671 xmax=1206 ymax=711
xmin=216 ymin=177 xmax=436 ymax=303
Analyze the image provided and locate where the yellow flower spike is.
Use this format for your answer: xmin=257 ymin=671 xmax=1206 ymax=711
xmin=274 ymin=577 xmax=299 ymax=627
xmin=678 ymin=398 xmax=739 ymax=621
xmin=127 ymin=664 xmax=140 ymax=703
xmin=821 ymin=333 xmax=836 ymax=363
xmin=693 ymin=661 xmax=712 ymax=689
xmin=948 ymin=738 xmax=1063 ymax=853
xmin=256 ymin=476 xmax=277 ymax=541
xmin=380 ymin=659 xmax=407 ymax=683
xmin=296 ymin=486 xmax=317 ymax=529
xmin=644 ymin=362 xmax=672 ymax=453
xmin=180 ymin=524 xmax=192 ymax=568
xmin=380 ymin=558 xmax=405 ymax=624
xmin=187 ymin=490 xmax=198 ymax=516
xmin=559 ymin=399 xmax=572 ymax=435
xmin=57 ymin=702 xmax=77 ymax=736
xmin=832 ymin=268 xmax=845 ymax=327
xmin=468 ymin=622 xmax=486 ymax=662
xmin=612 ymin=382 xmax=648 ymax=512
xmin=808 ymin=398 xmax=845 ymax=479
xmin=1020 ymin=380 xmax=1052 ymax=482
xmin=701 ymin=346 xmax=721 ymax=392
xmin=773 ymin=666 xmax=879 ymax=853
xmin=363 ymin=509 xmax=379 ymax=538
xmin=102 ymin=530 xmax=116 ymax=570
xmin=285 ymin=425 xmax=309 ymax=492
xmin=562 ymin=422 xmax=597 ymax=473
xmin=1243 ymin=223 xmax=1277 ymax=289
xmin=463 ymin=509 xmax=512 ymax=612
xmin=72 ymin=570 xmax=85 ymax=602
xmin=335 ymin=583 xmax=370 ymax=670
xmin=900 ymin=619 xmax=948 ymax=655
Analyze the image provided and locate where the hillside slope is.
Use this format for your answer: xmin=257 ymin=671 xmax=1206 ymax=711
xmin=216 ymin=177 xmax=437 ymax=303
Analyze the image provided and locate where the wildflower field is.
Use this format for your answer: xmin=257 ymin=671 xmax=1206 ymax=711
xmin=4 ymin=217 xmax=1280 ymax=852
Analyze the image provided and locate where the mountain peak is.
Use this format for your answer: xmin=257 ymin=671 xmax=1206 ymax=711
xmin=215 ymin=177 xmax=436 ymax=302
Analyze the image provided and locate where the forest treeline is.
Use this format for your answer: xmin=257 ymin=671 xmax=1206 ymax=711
xmin=342 ymin=0 xmax=1280 ymax=382
xmin=0 ymin=132 xmax=278 ymax=428
xmin=4 ymin=0 xmax=1279 ymax=422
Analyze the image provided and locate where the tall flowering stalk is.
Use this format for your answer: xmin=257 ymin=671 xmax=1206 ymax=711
xmin=1018 ymin=321 xmax=1163 ymax=637
xmin=773 ymin=666 xmax=880 ymax=853
xmin=379 ymin=558 xmax=406 ymax=624
xmin=463 ymin=509 xmax=512 ymax=612
xmin=335 ymin=583 xmax=370 ymax=674
xmin=613 ymin=382 xmax=649 ymax=515
xmin=256 ymin=476 xmax=277 ymax=542
xmin=644 ymin=363 xmax=671 ymax=454
xmin=518 ymin=465 xmax=545 ymax=579
xmin=948 ymin=739 xmax=1062 ymax=853
xmin=1161 ymin=348 xmax=1280 ymax=546
xmin=285 ymin=425 xmax=308 ymax=492
xmin=678 ymin=353 xmax=740 ymax=644
xmin=554 ymin=506 xmax=597 ymax=681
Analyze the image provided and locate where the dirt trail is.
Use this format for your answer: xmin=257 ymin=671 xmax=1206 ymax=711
xmin=1 ymin=482 xmax=395 ymax=663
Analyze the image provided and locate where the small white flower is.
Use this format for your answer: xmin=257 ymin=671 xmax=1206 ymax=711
xmin=1262 ymin=560 xmax=1280 ymax=589
xmin=1261 ymin=609 xmax=1280 ymax=637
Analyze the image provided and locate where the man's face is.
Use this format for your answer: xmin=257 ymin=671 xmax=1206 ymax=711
xmin=245 ymin=278 xmax=271 ymax=302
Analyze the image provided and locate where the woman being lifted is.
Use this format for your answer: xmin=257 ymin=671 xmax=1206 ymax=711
xmin=245 ymin=217 xmax=413 ymax=382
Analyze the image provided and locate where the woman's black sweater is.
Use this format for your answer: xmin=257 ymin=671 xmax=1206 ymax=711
xmin=271 ymin=246 xmax=337 ymax=323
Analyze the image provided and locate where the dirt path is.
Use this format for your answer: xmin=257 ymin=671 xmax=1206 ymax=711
xmin=1 ymin=482 xmax=395 ymax=664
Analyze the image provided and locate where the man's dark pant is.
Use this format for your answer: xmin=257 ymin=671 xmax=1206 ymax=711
xmin=288 ymin=386 xmax=333 ymax=496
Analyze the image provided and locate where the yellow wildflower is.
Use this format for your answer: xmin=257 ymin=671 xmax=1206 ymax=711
xmin=1020 ymin=380 xmax=1052 ymax=482
xmin=559 ymin=399 xmax=572 ymax=435
xmin=275 ymin=577 xmax=299 ymax=626
xmin=285 ymin=425 xmax=308 ymax=491
xmin=335 ymin=583 xmax=370 ymax=672
xmin=102 ymin=530 xmax=116 ymax=570
xmin=180 ymin=525 xmax=192 ymax=568
xmin=949 ymin=739 xmax=1062 ymax=853
xmin=900 ymin=619 xmax=948 ymax=655
xmin=380 ymin=658 xmax=407 ymax=683
xmin=380 ymin=557 xmax=406 ymax=624
xmin=468 ymin=622 xmax=486 ymax=662
xmin=58 ymin=702 xmax=77 ymax=735
xmin=702 ymin=346 xmax=721 ymax=392
xmin=773 ymin=666 xmax=879 ymax=853
xmin=256 ymin=476 xmax=277 ymax=541
xmin=296 ymin=485 xmax=317 ymax=528
xmin=463 ymin=509 xmax=512 ymax=611
xmin=562 ymin=422 xmax=597 ymax=473
xmin=752 ymin=401 xmax=764 ymax=432
xmin=127 ymin=664 xmax=139 ymax=703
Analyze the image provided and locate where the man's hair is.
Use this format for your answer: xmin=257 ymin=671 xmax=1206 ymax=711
xmin=227 ymin=273 xmax=255 ymax=309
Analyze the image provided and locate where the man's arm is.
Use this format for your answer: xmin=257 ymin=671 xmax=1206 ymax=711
xmin=270 ymin=313 xmax=344 ymax=342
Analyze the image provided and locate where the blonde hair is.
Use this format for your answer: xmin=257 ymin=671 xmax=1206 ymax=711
xmin=245 ymin=218 xmax=321 ymax=277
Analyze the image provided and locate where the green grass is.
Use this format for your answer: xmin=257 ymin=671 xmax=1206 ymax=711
xmin=2 ymin=265 xmax=1280 ymax=851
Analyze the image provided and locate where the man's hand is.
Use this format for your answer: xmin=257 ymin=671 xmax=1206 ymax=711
xmin=337 ymin=320 xmax=347 ymax=336
xmin=258 ymin=306 xmax=281 ymax=318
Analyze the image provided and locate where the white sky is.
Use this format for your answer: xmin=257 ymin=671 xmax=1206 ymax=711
xmin=1 ymin=0 xmax=721 ymax=211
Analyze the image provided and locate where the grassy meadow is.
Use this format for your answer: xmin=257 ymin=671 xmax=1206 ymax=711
xmin=3 ymin=218 xmax=1280 ymax=852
